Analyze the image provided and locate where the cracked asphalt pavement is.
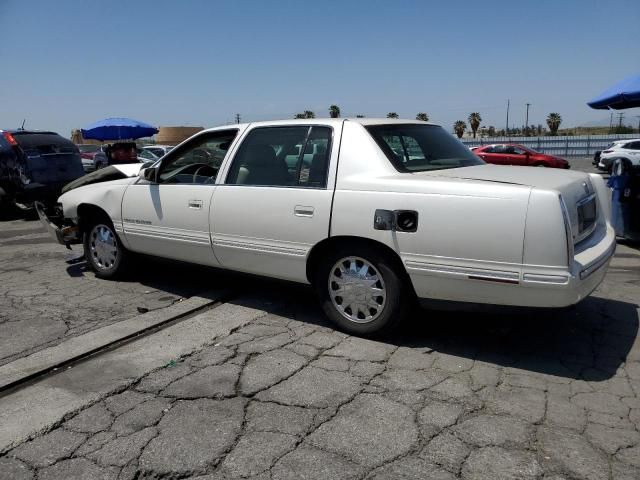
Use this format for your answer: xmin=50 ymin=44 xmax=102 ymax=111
xmin=1 ymin=233 xmax=639 ymax=479
xmin=0 ymin=217 xmax=227 ymax=366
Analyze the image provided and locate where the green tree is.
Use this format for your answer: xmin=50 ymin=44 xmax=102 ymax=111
xmin=468 ymin=112 xmax=482 ymax=138
xmin=415 ymin=112 xmax=429 ymax=121
xmin=329 ymin=105 xmax=341 ymax=118
xmin=387 ymin=112 xmax=399 ymax=119
xmin=454 ymin=120 xmax=467 ymax=138
xmin=546 ymin=113 xmax=562 ymax=136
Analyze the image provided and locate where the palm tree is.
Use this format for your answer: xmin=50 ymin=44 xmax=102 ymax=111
xmin=454 ymin=120 xmax=467 ymax=138
xmin=546 ymin=113 xmax=562 ymax=136
xmin=329 ymin=105 xmax=341 ymax=118
xmin=468 ymin=112 xmax=482 ymax=138
xmin=415 ymin=113 xmax=429 ymax=121
xmin=387 ymin=112 xmax=399 ymax=119
xmin=294 ymin=110 xmax=316 ymax=119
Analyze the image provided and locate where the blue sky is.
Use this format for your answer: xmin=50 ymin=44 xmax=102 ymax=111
xmin=1 ymin=0 xmax=639 ymax=136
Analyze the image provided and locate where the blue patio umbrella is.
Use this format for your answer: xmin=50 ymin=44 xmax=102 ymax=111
xmin=587 ymin=73 xmax=640 ymax=110
xmin=81 ymin=117 xmax=159 ymax=141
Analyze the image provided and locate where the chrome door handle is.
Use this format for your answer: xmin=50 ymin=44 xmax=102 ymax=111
xmin=188 ymin=199 xmax=203 ymax=209
xmin=294 ymin=205 xmax=314 ymax=217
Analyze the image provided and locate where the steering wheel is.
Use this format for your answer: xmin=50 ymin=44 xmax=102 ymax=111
xmin=192 ymin=164 xmax=218 ymax=183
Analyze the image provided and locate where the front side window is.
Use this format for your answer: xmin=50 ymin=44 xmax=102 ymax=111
xmin=158 ymin=130 xmax=237 ymax=184
xmin=367 ymin=124 xmax=483 ymax=172
xmin=226 ymin=126 xmax=332 ymax=187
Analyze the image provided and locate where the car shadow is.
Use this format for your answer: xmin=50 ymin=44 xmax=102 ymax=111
xmin=221 ymin=273 xmax=638 ymax=382
xmin=389 ymin=296 xmax=638 ymax=382
xmin=66 ymin=255 xmax=638 ymax=382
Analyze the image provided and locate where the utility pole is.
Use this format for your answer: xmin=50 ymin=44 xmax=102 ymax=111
xmin=609 ymin=111 xmax=614 ymax=133
xmin=525 ymin=103 xmax=530 ymax=136
xmin=506 ymin=99 xmax=510 ymax=137
xmin=617 ymin=112 xmax=624 ymax=131
xmin=235 ymin=113 xmax=241 ymax=124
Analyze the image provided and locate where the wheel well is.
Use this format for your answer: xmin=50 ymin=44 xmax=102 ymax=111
xmin=77 ymin=204 xmax=110 ymax=232
xmin=306 ymin=236 xmax=416 ymax=296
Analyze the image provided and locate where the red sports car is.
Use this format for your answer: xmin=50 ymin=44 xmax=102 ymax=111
xmin=472 ymin=144 xmax=569 ymax=169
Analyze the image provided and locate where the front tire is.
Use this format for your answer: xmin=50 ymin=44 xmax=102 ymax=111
xmin=313 ymin=245 xmax=408 ymax=337
xmin=83 ymin=216 xmax=129 ymax=279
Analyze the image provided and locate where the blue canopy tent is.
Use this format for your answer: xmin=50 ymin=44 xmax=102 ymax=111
xmin=587 ymin=73 xmax=640 ymax=110
xmin=81 ymin=117 xmax=159 ymax=141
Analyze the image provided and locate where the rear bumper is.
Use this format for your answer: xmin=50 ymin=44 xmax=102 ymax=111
xmin=407 ymin=225 xmax=616 ymax=308
xmin=35 ymin=202 xmax=81 ymax=247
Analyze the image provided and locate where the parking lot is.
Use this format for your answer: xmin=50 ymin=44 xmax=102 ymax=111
xmin=0 ymin=158 xmax=639 ymax=479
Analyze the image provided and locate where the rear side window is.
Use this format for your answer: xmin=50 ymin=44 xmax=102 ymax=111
xmin=366 ymin=124 xmax=483 ymax=172
xmin=13 ymin=133 xmax=78 ymax=155
xmin=226 ymin=126 xmax=332 ymax=188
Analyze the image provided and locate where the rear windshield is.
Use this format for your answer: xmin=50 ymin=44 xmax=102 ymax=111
xmin=366 ymin=124 xmax=484 ymax=172
xmin=13 ymin=133 xmax=78 ymax=155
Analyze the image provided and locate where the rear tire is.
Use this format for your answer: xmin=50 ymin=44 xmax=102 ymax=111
xmin=312 ymin=245 xmax=408 ymax=337
xmin=83 ymin=215 xmax=129 ymax=279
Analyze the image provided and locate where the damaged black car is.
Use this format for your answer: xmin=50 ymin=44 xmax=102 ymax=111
xmin=0 ymin=130 xmax=85 ymax=212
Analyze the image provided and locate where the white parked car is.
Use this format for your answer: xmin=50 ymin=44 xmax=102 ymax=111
xmin=141 ymin=145 xmax=174 ymax=158
xmin=598 ymin=138 xmax=640 ymax=171
xmin=37 ymin=119 xmax=615 ymax=335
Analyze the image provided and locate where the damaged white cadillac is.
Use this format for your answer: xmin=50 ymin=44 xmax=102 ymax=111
xmin=38 ymin=119 xmax=616 ymax=335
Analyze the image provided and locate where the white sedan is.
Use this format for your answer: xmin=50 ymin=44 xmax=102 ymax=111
xmin=38 ymin=119 xmax=615 ymax=335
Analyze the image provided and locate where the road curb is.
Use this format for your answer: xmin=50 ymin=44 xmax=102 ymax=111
xmin=0 ymin=293 xmax=223 ymax=393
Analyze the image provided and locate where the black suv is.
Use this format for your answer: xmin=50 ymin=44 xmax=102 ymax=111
xmin=0 ymin=130 xmax=84 ymax=210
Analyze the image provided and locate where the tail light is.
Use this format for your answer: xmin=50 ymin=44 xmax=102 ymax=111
xmin=2 ymin=131 xmax=18 ymax=146
xmin=559 ymin=195 xmax=574 ymax=267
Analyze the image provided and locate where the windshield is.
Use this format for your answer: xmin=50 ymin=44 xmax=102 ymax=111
xmin=138 ymin=148 xmax=158 ymax=160
xmin=78 ymin=144 xmax=101 ymax=153
xmin=366 ymin=124 xmax=484 ymax=172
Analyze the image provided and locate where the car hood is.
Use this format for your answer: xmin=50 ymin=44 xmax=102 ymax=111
xmin=61 ymin=163 xmax=144 ymax=194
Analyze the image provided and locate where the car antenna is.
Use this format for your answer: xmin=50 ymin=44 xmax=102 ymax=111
xmin=19 ymin=119 xmax=26 ymax=130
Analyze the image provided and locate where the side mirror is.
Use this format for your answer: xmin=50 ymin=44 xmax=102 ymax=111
xmin=139 ymin=167 xmax=157 ymax=182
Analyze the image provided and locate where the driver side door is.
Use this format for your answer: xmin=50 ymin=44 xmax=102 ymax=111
xmin=121 ymin=128 xmax=242 ymax=266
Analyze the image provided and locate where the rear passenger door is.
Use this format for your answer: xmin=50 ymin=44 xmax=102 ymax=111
xmin=211 ymin=124 xmax=340 ymax=283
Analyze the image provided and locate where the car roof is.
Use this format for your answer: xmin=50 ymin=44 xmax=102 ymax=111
xmin=198 ymin=118 xmax=440 ymax=134
xmin=0 ymin=129 xmax=60 ymax=135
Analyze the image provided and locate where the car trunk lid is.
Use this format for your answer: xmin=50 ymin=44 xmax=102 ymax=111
xmin=427 ymin=164 xmax=598 ymax=244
